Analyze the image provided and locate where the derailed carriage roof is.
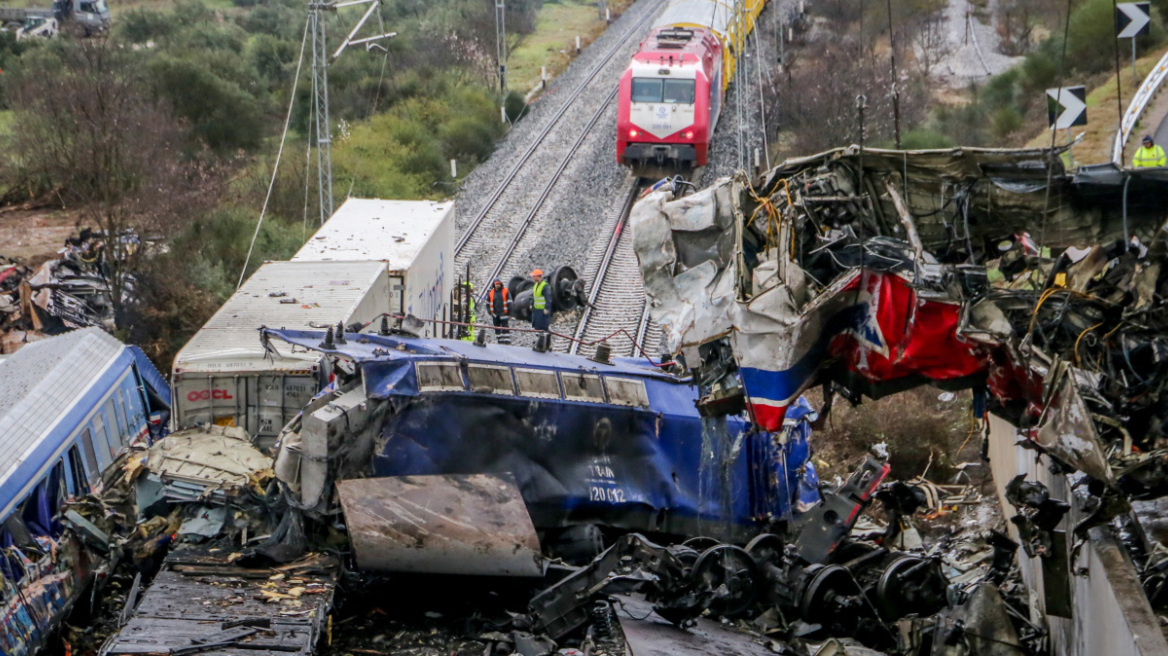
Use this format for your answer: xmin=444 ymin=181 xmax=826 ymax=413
xmin=0 ymin=328 xmax=168 ymax=518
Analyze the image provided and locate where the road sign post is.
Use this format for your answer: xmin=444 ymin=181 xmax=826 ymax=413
xmin=1117 ymin=2 xmax=1151 ymax=83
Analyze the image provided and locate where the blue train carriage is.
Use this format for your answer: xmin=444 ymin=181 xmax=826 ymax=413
xmin=0 ymin=328 xmax=171 ymax=656
xmin=264 ymin=327 xmax=820 ymax=572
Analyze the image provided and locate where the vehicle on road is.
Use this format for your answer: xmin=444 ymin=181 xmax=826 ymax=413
xmin=0 ymin=0 xmax=110 ymax=37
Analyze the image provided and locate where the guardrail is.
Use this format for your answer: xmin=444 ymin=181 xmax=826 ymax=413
xmin=1113 ymin=50 xmax=1168 ymax=165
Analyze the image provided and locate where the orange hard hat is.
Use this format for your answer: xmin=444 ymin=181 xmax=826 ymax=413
xmin=531 ymin=268 xmax=543 ymax=276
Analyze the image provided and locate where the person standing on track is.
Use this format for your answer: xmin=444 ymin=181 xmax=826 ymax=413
xmin=1133 ymin=134 xmax=1167 ymax=168
xmin=531 ymin=269 xmax=551 ymax=332
xmin=488 ymin=279 xmax=512 ymax=344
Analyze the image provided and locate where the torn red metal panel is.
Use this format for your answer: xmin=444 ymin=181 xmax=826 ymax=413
xmin=739 ymin=270 xmax=985 ymax=431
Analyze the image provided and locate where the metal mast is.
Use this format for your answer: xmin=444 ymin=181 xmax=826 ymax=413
xmin=308 ymin=0 xmax=395 ymax=225
xmin=495 ymin=0 xmax=507 ymax=93
xmin=310 ymin=2 xmax=333 ymax=225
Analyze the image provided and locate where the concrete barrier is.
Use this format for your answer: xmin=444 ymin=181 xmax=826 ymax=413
xmin=986 ymin=413 xmax=1168 ymax=656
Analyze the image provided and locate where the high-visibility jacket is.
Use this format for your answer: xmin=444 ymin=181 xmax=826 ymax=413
xmin=532 ymin=280 xmax=549 ymax=311
xmin=1133 ymin=144 xmax=1167 ymax=168
xmin=488 ymin=287 xmax=510 ymax=316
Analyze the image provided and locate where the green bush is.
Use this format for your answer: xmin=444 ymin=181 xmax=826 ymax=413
xmin=115 ymin=8 xmax=175 ymax=44
xmin=1067 ymin=0 xmax=1124 ymax=74
xmin=504 ymin=90 xmax=529 ymax=122
xmin=991 ymin=107 xmax=1023 ymax=140
xmin=148 ymin=54 xmax=268 ymax=151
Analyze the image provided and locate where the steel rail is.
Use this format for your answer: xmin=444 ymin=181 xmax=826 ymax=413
xmin=568 ymin=181 xmax=642 ymax=355
xmin=479 ymin=85 xmax=622 ymax=290
xmin=454 ymin=0 xmax=665 ymax=256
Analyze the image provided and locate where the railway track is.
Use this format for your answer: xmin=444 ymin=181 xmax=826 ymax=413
xmin=566 ymin=181 xmax=661 ymax=359
xmin=454 ymin=0 xmax=665 ymax=289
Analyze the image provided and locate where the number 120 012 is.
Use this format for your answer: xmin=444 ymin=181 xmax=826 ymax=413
xmin=589 ymin=486 xmax=626 ymax=503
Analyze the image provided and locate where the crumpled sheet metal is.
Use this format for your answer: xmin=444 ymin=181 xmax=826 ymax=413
xmin=633 ymin=177 xmax=984 ymax=430
xmin=335 ymin=473 xmax=545 ymax=577
xmin=140 ymin=424 xmax=273 ymax=494
xmin=630 ymin=181 xmax=741 ymax=356
xmin=1033 ymin=370 xmax=1115 ymax=485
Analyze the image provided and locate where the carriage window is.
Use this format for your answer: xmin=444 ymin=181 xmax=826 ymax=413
xmin=663 ymin=79 xmax=695 ymax=104
xmin=466 ymin=365 xmax=514 ymax=395
xmin=515 ymin=368 xmax=561 ymax=399
xmin=66 ymin=446 xmax=89 ymax=497
xmin=106 ymin=399 xmax=124 ymax=441
xmin=605 ymin=377 xmax=650 ymax=408
xmin=561 ymin=372 xmax=605 ymax=403
xmin=94 ymin=414 xmax=114 ymax=459
xmin=632 ymin=78 xmax=663 ymax=103
xmin=79 ymin=428 xmax=99 ymax=481
xmin=415 ymin=362 xmax=464 ymax=392
xmin=116 ymin=392 xmax=131 ymax=437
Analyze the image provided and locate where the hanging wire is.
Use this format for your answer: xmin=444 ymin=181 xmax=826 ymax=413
xmin=1109 ymin=0 xmax=1126 ymax=167
xmin=1039 ymin=0 xmax=1074 ymax=246
xmin=239 ymin=16 xmax=312 ymax=289
xmin=751 ymin=22 xmax=770 ymax=170
xmin=302 ymin=138 xmax=313 ymax=242
xmin=368 ymin=7 xmax=391 ymax=116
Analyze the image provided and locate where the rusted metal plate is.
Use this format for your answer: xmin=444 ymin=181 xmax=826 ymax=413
xmin=336 ymin=473 xmax=545 ymax=577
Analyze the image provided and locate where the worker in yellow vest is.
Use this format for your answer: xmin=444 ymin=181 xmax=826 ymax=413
xmin=531 ymin=269 xmax=551 ymax=332
xmin=1133 ymin=134 xmax=1167 ymax=168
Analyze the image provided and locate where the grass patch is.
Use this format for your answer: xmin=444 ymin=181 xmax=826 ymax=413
xmin=1024 ymin=46 xmax=1168 ymax=166
xmin=507 ymin=0 xmax=630 ymax=93
xmin=0 ymin=110 xmax=13 ymax=138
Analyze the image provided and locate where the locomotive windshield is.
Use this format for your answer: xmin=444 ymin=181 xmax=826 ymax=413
xmin=631 ymin=78 xmax=695 ymax=104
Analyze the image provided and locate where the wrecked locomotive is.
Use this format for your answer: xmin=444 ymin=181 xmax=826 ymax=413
xmin=631 ymin=148 xmax=1168 ymax=654
xmin=260 ymin=325 xmax=821 ymax=573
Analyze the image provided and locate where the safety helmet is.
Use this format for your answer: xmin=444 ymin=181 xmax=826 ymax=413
xmin=531 ymin=268 xmax=543 ymax=276
xmin=1144 ymin=134 xmax=1154 ymax=144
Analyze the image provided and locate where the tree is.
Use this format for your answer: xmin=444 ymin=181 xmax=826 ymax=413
xmin=6 ymin=39 xmax=221 ymax=326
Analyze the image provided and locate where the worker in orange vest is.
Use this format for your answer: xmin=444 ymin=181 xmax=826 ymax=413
xmin=488 ymin=279 xmax=512 ymax=344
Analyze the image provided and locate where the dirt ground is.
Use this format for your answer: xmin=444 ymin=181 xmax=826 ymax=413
xmin=0 ymin=208 xmax=86 ymax=266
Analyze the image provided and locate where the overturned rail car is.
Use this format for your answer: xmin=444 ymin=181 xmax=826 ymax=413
xmin=0 ymin=328 xmax=171 ymax=656
xmin=263 ymin=328 xmax=820 ymax=573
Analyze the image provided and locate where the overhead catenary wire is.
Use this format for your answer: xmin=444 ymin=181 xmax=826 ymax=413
xmin=239 ymin=15 xmax=312 ymax=289
xmin=1039 ymin=0 xmax=1074 ymax=246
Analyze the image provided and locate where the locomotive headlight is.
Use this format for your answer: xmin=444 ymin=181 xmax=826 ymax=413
xmin=684 ymin=130 xmax=694 ymax=139
xmin=629 ymin=129 xmax=639 ymax=138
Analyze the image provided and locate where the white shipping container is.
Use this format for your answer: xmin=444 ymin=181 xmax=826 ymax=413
xmin=171 ymin=260 xmax=390 ymax=445
xmin=293 ymin=198 xmax=454 ymax=336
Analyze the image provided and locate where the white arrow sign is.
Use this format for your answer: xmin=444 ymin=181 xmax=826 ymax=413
xmin=1046 ymin=86 xmax=1087 ymax=130
xmin=1117 ymin=2 xmax=1151 ymax=39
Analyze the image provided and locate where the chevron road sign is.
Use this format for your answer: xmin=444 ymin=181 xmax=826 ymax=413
xmin=1116 ymin=2 xmax=1151 ymax=39
xmin=1046 ymin=86 xmax=1087 ymax=129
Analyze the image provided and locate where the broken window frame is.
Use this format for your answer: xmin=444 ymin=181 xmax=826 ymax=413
xmin=415 ymin=361 xmax=465 ymax=393
xmin=560 ymin=372 xmax=606 ymax=404
xmin=65 ymin=445 xmax=89 ymax=499
xmin=514 ymin=368 xmax=562 ymax=400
